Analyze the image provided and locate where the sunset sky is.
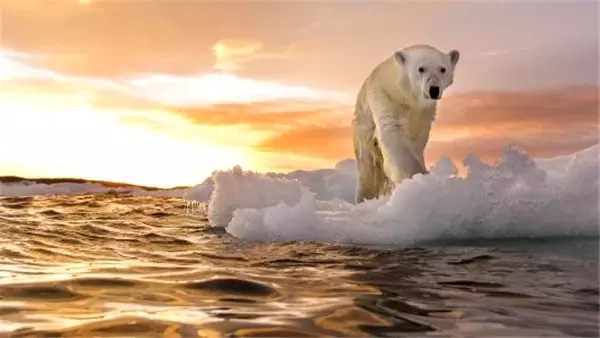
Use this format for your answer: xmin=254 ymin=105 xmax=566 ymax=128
xmin=0 ymin=0 xmax=598 ymax=188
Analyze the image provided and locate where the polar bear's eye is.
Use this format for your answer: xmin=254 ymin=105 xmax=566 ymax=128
xmin=440 ymin=67 xmax=446 ymax=74
xmin=418 ymin=67 xmax=425 ymax=73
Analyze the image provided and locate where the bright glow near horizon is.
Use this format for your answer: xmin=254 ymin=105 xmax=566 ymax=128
xmin=0 ymin=90 xmax=247 ymax=187
xmin=0 ymin=49 xmax=348 ymax=187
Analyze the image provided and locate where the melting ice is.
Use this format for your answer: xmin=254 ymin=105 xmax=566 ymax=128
xmin=201 ymin=144 xmax=599 ymax=246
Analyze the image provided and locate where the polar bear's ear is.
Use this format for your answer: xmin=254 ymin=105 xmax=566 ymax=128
xmin=394 ymin=51 xmax=406 ymax=64
xmin=448 ymin=50 xmax=460 ymax=67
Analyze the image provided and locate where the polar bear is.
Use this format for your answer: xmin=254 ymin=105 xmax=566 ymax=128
xmin=352 ymin=45 xmax=460 ymax=203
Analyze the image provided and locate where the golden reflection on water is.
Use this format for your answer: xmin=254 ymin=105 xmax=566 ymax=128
xmin=0 ymin=194 xmax=598 ymax=337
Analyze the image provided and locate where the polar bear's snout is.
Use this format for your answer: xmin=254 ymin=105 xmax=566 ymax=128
xmin=424 ymin=75 xmax=443 ymax=100
xmin=428 ymin=86 xmax=441 ymax=100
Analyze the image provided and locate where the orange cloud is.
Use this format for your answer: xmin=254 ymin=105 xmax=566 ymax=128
xmin=212 ymin=38 xmax=265 ymax=71
xmin=435 ymin=85 xmax=598 ymax=130
xmin=111 ymin=100 xmax=352 ymax=155
xmin=171 ymin=100 xmax=349 ymax=129
xmin=256 ymin=126 xmax=352 ymax=160
xmin=253 ymin=85 xmax=599 ymax=166
xmin=211 ymin=38 xmax=301 ymax=72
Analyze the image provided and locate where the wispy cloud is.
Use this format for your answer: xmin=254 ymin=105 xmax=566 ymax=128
xmin=0 ymin=48 xmax=128 ymax=93
xmin=257 ymin=126 xmax=352 ymax=161
xmin=124 ymin=73 xmax=349 ymax=106
xmin=2 ymin=48 xmax=349 ymax=108
xmin=212 ymin=38 xmax=265 ymax=71
xmin=212 ymin=38 xmax=300 ymax=72
xmin=481 ymin=49 xmax=511 ymax=56
xmin=171 ymin=101 xmax=343 ymax=128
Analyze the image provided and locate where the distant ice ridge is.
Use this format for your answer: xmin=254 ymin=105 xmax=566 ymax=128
xmin=0 ymin=181 xmax=187 ymax=198
xmin=206 ymin=144 xmax=599 ymax=246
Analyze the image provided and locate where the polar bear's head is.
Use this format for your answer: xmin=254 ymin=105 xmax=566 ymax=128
xmin=395 ymin=45 xmax=460 ymax=101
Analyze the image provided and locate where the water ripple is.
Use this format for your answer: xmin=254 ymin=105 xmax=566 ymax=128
xmin=0 ymin=194 xmax=597 ymax=337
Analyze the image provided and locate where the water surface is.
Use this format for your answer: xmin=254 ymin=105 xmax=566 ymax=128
xmin=1 ymin=194 xmax=598 ymax=337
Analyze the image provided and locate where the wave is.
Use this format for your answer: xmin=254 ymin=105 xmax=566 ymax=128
xmin=206 ymin=144 xmax=599 ymax=246
xmin=183 ymin=158 xmax=357 ymax=203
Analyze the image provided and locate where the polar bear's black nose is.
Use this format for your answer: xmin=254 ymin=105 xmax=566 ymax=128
xmin=428 ymin=86 xmax=440 ymax=99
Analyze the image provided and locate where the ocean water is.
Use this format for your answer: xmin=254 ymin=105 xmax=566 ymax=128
xmin=0 ymin=194 xmax=598 ymax=337
xmin=1 ymin=144 xmax=598 ymax=336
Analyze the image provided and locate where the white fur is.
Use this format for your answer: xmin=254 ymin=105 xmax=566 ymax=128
xmin=352 ymin=45 xmax=460 ymax=203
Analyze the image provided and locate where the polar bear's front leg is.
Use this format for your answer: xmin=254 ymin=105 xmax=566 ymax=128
xmin=371 ymin=102 xmax=427 ymax=185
